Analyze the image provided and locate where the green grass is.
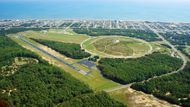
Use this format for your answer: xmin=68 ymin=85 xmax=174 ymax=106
xmin=150 ymin=41 xmax=172 ymax=55
xmin=7 ymin=29 xmax=177 ymax=106
xmin=72 ymin=63 xmax=90 ymax=72
xmin=109 ymin=88 xmax=129 ymax=106
xmin=66 ymin=68 xmax=120 ymax=91
xmin=31 ymin=38 xmax=91 ymax=59
xmin=185 ymin=47 xmax=190 ymax=55
xmin=82 ymin=36 xmax=151 ymax=58
xmin=20 ymin=28 xmax=89 ymax=44
xmin=93 ymin=38 xmax=134 ymax=56
xmin=10 ymin=35 xmax=119 ymax=91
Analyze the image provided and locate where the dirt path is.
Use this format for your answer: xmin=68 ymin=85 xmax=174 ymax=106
xmin=81 ymin=36 xmax=153 ymax=59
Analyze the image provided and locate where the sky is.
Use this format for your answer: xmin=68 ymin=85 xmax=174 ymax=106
xmin=1 ymin=0 xmax=190 ymax=3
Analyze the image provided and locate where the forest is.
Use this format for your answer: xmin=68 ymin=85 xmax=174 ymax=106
xmin=59 ymin=92 xmax=124 ymax=107
xmin=0 ymin=64 xmax=92 ymax=107
xmin=73 ymin=28 xmax=161 ymax=42
xmin=0 ymin=36 xmax=124 ymax=107
xmin=98 ymin=52 xmax=183 ymax=84
xmin=161 ymin=32 xmax=190 ymax=46
xmin=31 ymin=38 xmax=91 ymax=59
xmin=177 ymin=46 xmax=190 ymax=59
xmin=0 ymin=36 xmax=47 ymax=68
xmin=0 ymin=28 xmax=48 ymax=36
xmin=131 ymin=62 xmax=190 ymax=107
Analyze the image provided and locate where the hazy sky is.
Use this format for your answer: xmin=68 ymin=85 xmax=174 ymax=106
xmin=1 ymin=0 xmax=190 ymax=5
xmin=1 ymin=0 xmax=190 ymax=3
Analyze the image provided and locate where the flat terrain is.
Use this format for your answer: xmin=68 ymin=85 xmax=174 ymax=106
xmin=109 ymin=87 xmax=179 ymax=107
xmin=10 ymin=35 xmax=119 ymax=91
xmin=81 ymin=36 xmax=152 ymax=58
xmin=1 ymin=20 xmax=190 ymax=107
xmin=7 ymin=28 xmax=181 ymax=107
xmin=21 ymin=28 xmax=89 ymax=44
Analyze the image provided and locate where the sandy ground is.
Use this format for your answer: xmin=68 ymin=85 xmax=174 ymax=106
xmin=125 ymin=88 xmax=179 ymax=107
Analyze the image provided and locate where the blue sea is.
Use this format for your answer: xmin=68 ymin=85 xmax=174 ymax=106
xmin=0 ymin=1 xmax=190 ymax=22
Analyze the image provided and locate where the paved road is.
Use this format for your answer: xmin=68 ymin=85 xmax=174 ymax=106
xmin=105 ymin=23 xmax=188 ymax=93
xmin=144 ymin=23 xmax=187 ymax=73
xmin=16 ymin=36 xmax=88 ymax=75
xmin=104 ymin=84 xmax=132 ymax=92
xmin=64 ymin=21 xmax=76 ymax=31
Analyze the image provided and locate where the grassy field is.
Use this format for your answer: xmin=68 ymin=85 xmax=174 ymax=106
xmin=20 ymin=28 xmax=89 ymax=44
xmin=109 ymin=88 xmax=129 ymax=106
xmin=9 ymin=35 xmax=119 ymax=91
xmin=8 ymin=30 xmax=175 ymax=106
xmin=150 ymin=41 xmax=172 ymax=55
xmin=82 ymin=36 xmax=152 ymax=58
xmin=185 ymin=47 xmax=190 ymax=55
xmin=93 ymin=37 xmax=134 ymax=56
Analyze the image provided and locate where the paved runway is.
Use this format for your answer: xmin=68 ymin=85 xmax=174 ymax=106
xmin=16 ymin=36 xmax=88 ymax=75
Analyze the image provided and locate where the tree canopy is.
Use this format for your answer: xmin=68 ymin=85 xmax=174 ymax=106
xmin=31 ymin=38 xmax=91 ymax=59
xmin=59 ymin=92 xmax=125 ymax=107
xmin=0 ymin=36 xmax=124 ymax=107
xmin=131 ymin=62 xmax=190 ymax=107
xmin=98 ymin=53 xmax=183 ymax=84
xmin=73 ymin=28 xmax=161 ymax=42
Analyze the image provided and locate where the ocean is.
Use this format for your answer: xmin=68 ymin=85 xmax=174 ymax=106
xmin=0 ymin=1 xmax=190 ymax=22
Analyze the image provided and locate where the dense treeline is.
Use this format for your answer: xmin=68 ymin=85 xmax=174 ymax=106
xmin=73 ymin=28 xmax=161 ymax=42
xmin=0 ymin=36 xmax=47 ymax=68
xmin=0 ymin=64 xmax=92 ymax=107
xmin=59 ymin=92 xmax=125 ymax=107
xmin=0 ymin=28 xmax=48 ymax=36
xmin=177 ymin=46 xmax=190 ymax=58
xmin=31 ymin=38 xmax=91 ymax=59
xmin=161 ymin=32 xmax=190 ymax=46
xmin=131 ymin=62 xmax=190 ymax=107
xmin=98 ymin=52 xmax=183 ymax=84
xmin=0 ymin=36 xmax=123 ymax=107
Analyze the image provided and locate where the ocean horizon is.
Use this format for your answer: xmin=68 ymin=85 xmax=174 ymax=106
xmin=1 ymin=1 xmax=190 ymax=23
